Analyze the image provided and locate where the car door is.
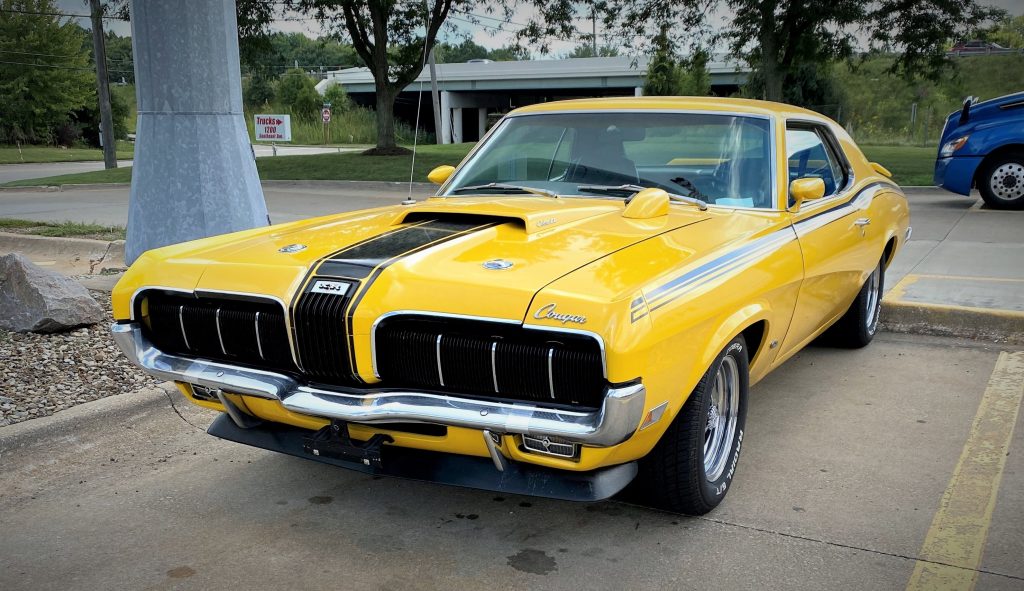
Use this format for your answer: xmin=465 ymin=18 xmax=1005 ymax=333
xmin=778 ymin=122 xmax=881 ymax=356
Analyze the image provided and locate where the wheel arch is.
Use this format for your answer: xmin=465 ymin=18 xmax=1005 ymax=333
xmin=701 ymin=304 xmax=773 ymax=374
xmin=973 ymin=143 xmax=1024 ymax=188
xmin=882 ymin=235 xmax=898 ymax=270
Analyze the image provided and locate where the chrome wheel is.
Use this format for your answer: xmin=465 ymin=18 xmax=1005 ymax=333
xmin=990 ymin=162 xmax=1024 ymax=202
xmin=704 ymin=355 xmax=740 ymax=482
xmin=865 ymin=263 xmax=881 ymax=332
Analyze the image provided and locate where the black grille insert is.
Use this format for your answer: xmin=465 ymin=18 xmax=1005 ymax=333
xmin=141 ymin=291 xmax=295 ymax=372
xmin=291 ymin=278 xmax=359 ymax=384
xmin=375 ymin=315 xmax=606 ymax=408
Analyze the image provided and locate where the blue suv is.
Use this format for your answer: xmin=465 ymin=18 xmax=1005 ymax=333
xmin=934 ymin=92 xmax=1024 ymax=209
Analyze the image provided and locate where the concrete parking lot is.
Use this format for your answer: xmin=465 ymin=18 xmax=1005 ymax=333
xmin=1 ymin=334 xmax=1021 ymax=590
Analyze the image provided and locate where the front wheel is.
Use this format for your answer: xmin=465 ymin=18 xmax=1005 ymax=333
xmin=635 ymin=336 xmax=749 ymax=515
xmin=978 ymin=152 xmax=1024 ymax=210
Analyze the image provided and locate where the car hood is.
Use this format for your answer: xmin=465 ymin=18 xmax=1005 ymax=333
xmin=122 ymin=196 xmax=710 ymax=327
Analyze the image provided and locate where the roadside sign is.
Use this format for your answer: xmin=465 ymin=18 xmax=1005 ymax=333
xmin=254 ymin=114 xmax=291 ymax=142
xmin=322 ymin=108 xmax=332 ymax=123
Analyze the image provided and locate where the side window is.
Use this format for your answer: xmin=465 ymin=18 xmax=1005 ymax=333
xmin=785 ymin=126 xmax=847 ymax=203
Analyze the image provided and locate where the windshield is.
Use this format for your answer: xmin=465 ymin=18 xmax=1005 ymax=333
xmin=444 ymin=112 xmax=775 ymax=208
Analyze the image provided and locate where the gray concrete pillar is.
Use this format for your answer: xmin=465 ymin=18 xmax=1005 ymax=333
xmin=635 ymin=86 xmax=643 ymax=97
xmin=452 ymin=108 xmax=464 ymax=144
xmin=126 ymin=0 xmax=268 ymax=265
xmin=439 ymin=91 xmax=453 ymax=144
xmin=478 ymin=108 xmax=487 ymax=140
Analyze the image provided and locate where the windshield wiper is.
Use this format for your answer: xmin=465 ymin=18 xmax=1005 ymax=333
xmin=577 ymin=184 xmax=708 ymax=211
xmin=450 ymin=183 xmax=559 ymax=198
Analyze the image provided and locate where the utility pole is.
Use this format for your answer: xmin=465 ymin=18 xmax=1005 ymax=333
xmin=88 ymin=0 xmax=116 ymax=169
xmin=428 ymin=48 xmax=442 ymax=144
xmin=591 ymin=4 xmax=598 ymax=56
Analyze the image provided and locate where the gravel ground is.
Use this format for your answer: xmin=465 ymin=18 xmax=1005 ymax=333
xmin=0 ymin=291 xmax=160 ymax=427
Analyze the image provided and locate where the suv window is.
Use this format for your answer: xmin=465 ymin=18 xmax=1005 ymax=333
xmin=786 ymin=126 xmax=847 ymax=202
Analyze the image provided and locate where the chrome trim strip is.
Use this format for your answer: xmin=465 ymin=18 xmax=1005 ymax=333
xmin=215 ymin=308 xmax=227 ymax=355
xmin=547 ymin=348 xmax=556 ymax=399
xmin=178 ymin=305 xmax=190 ymax=350
xmin=491 ymin=341 xmax=499 ymax=393
xmin=435 ymin=334 xmax=445 ymax=387
xmin=254 ymin=311 xmax=264 ymax=360
xmin=111 ymin=322 xmax=645 ymax=447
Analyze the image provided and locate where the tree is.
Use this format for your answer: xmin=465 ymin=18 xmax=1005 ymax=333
xmin=104 ymin=31 xmax=133 ymax=84
xmin=292 ymin=83 xmax=322 ymax=119
xmin=291 ymin=1 xmax=456 ymax=154
xmin=322 ymin=81 xmax=352 ymax=111
xmin=487 ymin=44 xmax=530 ymax=61
xmin=243 ymin=73 xmax=275 ymax=108
xmin=564 ymin=43 xmax=620 ymax=58
xmin=275 ymin=68 xmax=318 ymax=109
xmin=435 ymin=38 xmax=490 ymax=63
xmin=643 ymin=27 xmax=684 ymax=96
xmin=679 ymin=48 xmax=711 ymax=96
xmin=0 ymin=0 xmax=96 ymax=144
xmin=984 ymin=15 xmax=1024 ymax=48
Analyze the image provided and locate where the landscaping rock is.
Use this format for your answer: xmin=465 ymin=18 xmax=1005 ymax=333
xmin=0 ymin=252 xmax=104 ymax=333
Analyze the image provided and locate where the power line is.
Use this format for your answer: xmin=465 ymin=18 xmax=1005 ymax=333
xmin=0 ymin=59 xmax=133 ymax=74
xmin=0 ymin=7 xmax=124 ymax=20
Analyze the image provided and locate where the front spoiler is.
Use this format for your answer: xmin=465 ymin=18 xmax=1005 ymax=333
xmin=207 ymin=414 xmax=638 ymax=501
xmin=111 ymin=322 xmax=646 ymax=447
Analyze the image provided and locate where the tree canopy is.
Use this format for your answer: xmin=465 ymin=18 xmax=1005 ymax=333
xmin=0 ymin=0 xmax=97 ymax=144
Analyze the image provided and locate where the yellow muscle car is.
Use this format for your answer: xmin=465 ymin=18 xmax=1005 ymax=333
xmin=111 ymin=97 xmax=910 ymax=514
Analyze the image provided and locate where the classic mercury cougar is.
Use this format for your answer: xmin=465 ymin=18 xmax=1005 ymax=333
xmin=111 ymin=97 xmax=910 ymax=514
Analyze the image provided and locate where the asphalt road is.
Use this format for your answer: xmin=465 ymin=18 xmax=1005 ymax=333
xmin=0 ymin=146 xmax=348 ymax=184
xmin=1 ymin=334 xmax=1021 ymax=590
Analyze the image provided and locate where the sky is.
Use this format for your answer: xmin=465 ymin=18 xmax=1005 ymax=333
xmin=58 ymin=0 xmax=1024 ymax=60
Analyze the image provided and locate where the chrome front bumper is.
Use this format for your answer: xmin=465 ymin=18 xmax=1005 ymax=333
xmin=111 ymin=322 xmax=646 ymax=447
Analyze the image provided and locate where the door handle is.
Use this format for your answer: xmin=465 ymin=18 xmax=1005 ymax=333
xmin=854 ymin=218 xmax=871 ymax=227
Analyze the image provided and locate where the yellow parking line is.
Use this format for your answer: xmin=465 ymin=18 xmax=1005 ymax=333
xmin=906 ymin=351 xmax=1024 ymax=590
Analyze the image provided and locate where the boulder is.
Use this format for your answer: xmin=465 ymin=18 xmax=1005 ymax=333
xmin=0 ymin=252 xmax=104 ymax=333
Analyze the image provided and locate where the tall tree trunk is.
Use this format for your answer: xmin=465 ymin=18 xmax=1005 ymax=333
xmin=374 ymin=87 xmax=397 ymax=150
xmin=758 ymin=0 xmax=783 ymax=103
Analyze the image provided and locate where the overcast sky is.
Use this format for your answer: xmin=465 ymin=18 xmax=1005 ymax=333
xmin=60 ymin=0 xmax=1024 ymax=62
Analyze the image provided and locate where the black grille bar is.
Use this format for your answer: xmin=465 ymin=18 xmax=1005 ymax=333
xmin=291 ymin=278 xmax=358 ymax=384
xmin=375 ymin=315 xmax=606 ymax=409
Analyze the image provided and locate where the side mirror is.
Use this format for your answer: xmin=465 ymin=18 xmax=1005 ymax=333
xmin=427 ymin=165 xmax=455 ymax=185
xmin=789 ymin=177 xmax=826 ymax=211
xmin=870 ymin=162 xmax=893 ymax=178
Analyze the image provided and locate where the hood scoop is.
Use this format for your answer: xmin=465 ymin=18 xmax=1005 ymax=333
xmin=397 ymin=197 xmax=621 ymax=234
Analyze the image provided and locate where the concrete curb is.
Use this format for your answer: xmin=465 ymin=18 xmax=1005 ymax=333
xmin=0 ymin=382 xmax=180 ymax=456
xmin=880 ymin=300 xmax=1024 ymax=345
xmin=0 ymin=232 xmax=125 ymax=276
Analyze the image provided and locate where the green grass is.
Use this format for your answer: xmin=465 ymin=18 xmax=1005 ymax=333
xmin=860 ymin=145 xmax=936 ymax=186
xmin=2 ymin=142 xmax=937 ymax=188
xmin=0 ymin=143 xmax=134 ymax=165
xmin=2 ymin=143 xmax=475 ymax=187
xmin=0 ymin=218 xmax=125 ymax=241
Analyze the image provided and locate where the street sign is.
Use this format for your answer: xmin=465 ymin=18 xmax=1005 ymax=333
xmin=254 ymin=114 xmax=291 ymax=142
xmin=322 ymin=108 xmax=332 ymax=123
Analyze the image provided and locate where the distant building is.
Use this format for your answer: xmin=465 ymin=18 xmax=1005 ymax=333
xmin=316 ymin=56 xmax=749 ymax=143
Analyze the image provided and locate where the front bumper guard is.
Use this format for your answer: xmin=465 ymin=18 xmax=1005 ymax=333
xmin=111 ymin=322 xmax=646 ymax=448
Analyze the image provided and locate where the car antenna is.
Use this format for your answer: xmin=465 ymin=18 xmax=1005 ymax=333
xmin=403 ymin=2 xmax=432 ymax=206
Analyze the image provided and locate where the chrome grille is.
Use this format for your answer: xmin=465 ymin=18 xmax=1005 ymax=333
xmin=291 ymin=279 xmax=359 ymax=384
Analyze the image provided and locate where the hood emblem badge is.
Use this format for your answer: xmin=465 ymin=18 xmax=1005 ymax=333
xmin=533 ymin=303 xmax=587 ymax=325
xmin=278 ymin=244 xmax=307 ymax=253
xmin=482 ymin=259 xmax=514 ymax=270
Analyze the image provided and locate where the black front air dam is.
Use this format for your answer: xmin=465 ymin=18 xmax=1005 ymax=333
xmin=207 ymin=414 xmax=637 ymax=502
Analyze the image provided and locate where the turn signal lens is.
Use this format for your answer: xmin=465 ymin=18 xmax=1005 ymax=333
xmin=940 ymin=135 xmax=970 ymax=157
